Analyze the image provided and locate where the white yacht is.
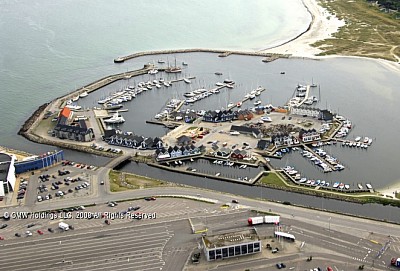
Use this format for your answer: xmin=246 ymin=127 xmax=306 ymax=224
xmin=184 ymin=92 xmax=196 ymax=97
xmin=249 ymin=94 xmax=256 ymax=100
xmin=66 ymin=104 xmax=82 ymax=110
xmin=183 ymin=78 xmax=191 ymax=84
xmin=261 ymin=116 xmax=272 ymax=122
xmin=254 ymin=100 xmax=261 ymax=106
xmin=79 ymin=91 xmax=88 ymax=98
xmin=104 ymin=112 xmax=125 ymax=124
xmin=72 ymin=96 xmax=80 ymax=102
xmin=148 ymin=69 xmax=158 ymax=75
xmin=227 ymin=102 xmax=234 ymax=108
xmin=215 ymin=82 xmax=224 ymax=87
xmin=157 ymin=59 xmax=165 ymax=64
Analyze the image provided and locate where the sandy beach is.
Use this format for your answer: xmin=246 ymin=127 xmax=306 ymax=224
xmin=261 ymin=0 xmax=345 ymax=57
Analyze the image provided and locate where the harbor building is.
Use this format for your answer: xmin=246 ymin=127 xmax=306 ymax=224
xmin=299 ymin=129 xmax=321 ymax=142
xmin=202 ymin=229 xmax=261 ymax=261
xmin=53 ymin=107 xmax=94 ymax=142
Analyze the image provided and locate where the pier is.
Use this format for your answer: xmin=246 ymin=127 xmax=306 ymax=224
xmin=301 ymin=144 xmax=336 ymax=172
xmin=227 ymin=87 xmax=267 ymax=110
xmin=113 ymin=48 xmax=289 ymax=63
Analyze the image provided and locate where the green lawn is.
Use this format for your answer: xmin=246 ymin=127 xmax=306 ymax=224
xmin=260 ymin=173 xmax=287 ymax=187
xmin=109 ymin=170 xmax=167 ymax=192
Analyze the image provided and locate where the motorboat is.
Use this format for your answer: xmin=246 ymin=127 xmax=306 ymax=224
xmin=227 ymin=102 xmax=234 ymax=108
xmin=66 ymin=104 xmax=82 ymax=110
xmin=355 ymin=136 xmax=361 ymax=142
xmin=237 ymin=101 xmax=242 ymax=107
xmin=104 ymin=112 xmax=125 ymax=124
xmin=254 ymin=100 xmax=261 ymax=106
xmin=72 ymin=96 xmax=80 ymax=102
xmin=79 ymin=91 xmax=88 ymax=98
xmin=148 ymin=69 xmax=158 ymax=75
xmin=357 ymin=184 xmax=363 ymax=189
xmin=182 ymin=62 xmax=188 ymax=66
xmin=261 ymin=116 xmax=272 ymax=122
xmin=215 ymin=82 xmax=224 ymax=87
xmin=157 ymin=59 xmax=165 ymax=64
xmin=183 ymin=78 xmax=191 ymax=84
xmin=249 ymin=94 xmax=256 ymax=100
xmin=184 ymin=92 xmax=196 ymax=97
xmin=223 ymin=79 xmax=234 ymax=84
xmin=215 ymin=72 xmax=223 ymax=76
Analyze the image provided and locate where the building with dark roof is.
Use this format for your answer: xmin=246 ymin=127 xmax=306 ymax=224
xmin=155 ymin=144 xmax=201 ymax=161
xmin=103 ymin=129 xmax=163 ymax=150
xmin=299 ymin=129 xmax=321 ymax=143
xmin=257 ymin=139 xmax=270 ymax=150
xmin=53 ymin=106 xmax=94 ymax=142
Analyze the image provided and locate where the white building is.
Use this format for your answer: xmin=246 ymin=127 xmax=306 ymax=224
xmin=202 ymin=229 xmax=261 ymax=261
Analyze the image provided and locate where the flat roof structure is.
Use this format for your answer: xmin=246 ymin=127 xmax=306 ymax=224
xmin=202 ymin=228 xmax=261 ymax=261
xmin=0 ymin=152 xmax=15 ymax=196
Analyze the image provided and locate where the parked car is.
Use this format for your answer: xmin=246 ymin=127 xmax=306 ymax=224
xmin=37 ymin=230 xmax=44 ymax=235
xmin=0 ymin=224 xmax=8 ymax=229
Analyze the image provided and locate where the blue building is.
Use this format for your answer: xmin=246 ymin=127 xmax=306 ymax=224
xmin=14 ymin=150 xmax=64 ymax=174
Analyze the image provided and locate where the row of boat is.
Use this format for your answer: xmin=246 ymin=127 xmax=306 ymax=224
xmin=154 ymin=99 xmax=183 ymax=120
xmin=341 ymin=136 xmax=372 ymax=148
xmin=282 ymin=166 xmax=370 ymax=190
xmin=301 ymin=149 xmax=344 ymax=172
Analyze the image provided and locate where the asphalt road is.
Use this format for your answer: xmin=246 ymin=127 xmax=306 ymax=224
xmin=3 ymin=163 xmax=400 ymax=270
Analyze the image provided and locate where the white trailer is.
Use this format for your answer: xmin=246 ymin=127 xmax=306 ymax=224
xmin=264 ymin=216 xmax=280 ymax=224
xmin=59 ymin=222 xmax=69 ymax=231
xmin=248 ymin=216 xmax=264 ymax=226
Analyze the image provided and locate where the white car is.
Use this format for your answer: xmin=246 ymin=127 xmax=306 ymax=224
xmin=37 ymin=196 xmax=42 ymax=202
xmin=26 ymin=231 xmax=32 ymax=236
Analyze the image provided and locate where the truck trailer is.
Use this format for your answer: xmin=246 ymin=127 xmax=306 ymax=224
xmin=248 ymin=216 xmax=264 ymax=225
xmin=59 ymin=222 xmax=69 ymax=231
xmin=248 ymin=216 xmax=280 ymax=226
xmin=264 ymin=216 xmax=280 ymax=224
xmin=391 ymin=258 xmax=400 ymax=267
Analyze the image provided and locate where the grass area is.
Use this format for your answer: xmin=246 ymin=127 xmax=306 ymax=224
xmin=313 ymin=0 xmax=400 ymax=61
xmin=34 ymin=117 xmax=56 ymax=134
xmin=260 ymin=172 xmax=286 ymax=186
xmin=109 ymin=170 xmax=167 ymax=192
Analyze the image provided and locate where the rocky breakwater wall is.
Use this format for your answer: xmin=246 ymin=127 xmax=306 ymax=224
xmin=114 ymin=48 xmax=290 ymax=63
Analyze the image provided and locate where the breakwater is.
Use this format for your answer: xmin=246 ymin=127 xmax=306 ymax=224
xmin=114 ymin=48 xmax=290 ymax=63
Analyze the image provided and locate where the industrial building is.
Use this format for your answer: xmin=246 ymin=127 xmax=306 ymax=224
xmin=202 ymin=229 xmax=261 ymax=261
xmin=0 ymin=153 xmax=16 ymax=197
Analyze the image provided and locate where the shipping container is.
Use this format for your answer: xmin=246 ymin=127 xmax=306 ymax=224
xmin=264 ymin=216 xmax=280 ymax=224
xmin=248 ymin=216 xmax=264 ymax=225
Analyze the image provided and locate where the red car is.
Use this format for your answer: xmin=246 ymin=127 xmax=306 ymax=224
xmin=0 ymin=236 xmax=4 ymax=240
xmin=37 ymin=230 xmax=44 ymax=235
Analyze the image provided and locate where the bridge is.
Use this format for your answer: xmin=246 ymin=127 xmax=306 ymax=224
xmin=104 ymin=154 xmax=132 ymax=169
